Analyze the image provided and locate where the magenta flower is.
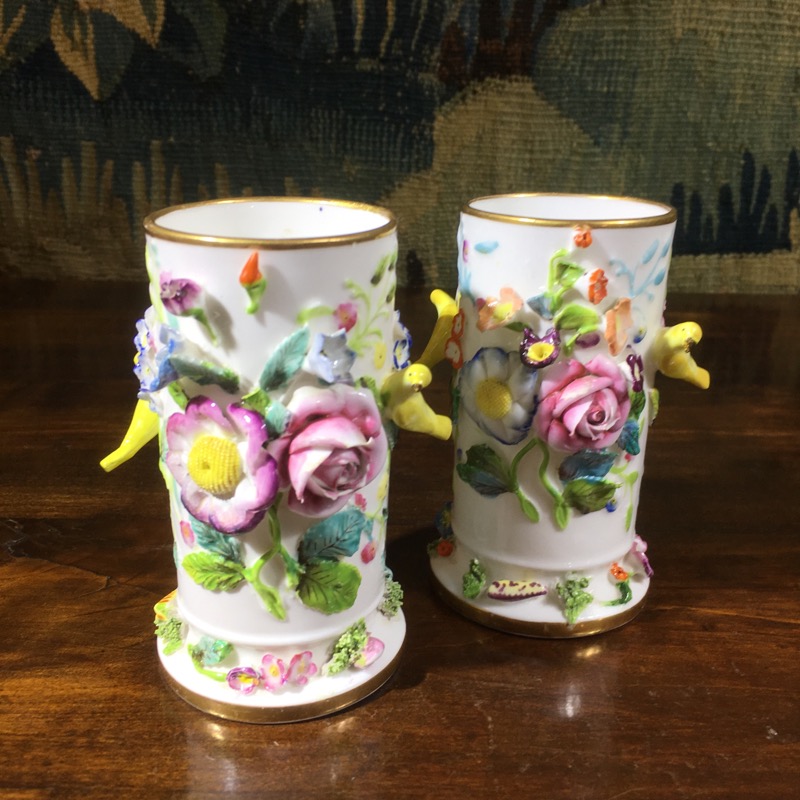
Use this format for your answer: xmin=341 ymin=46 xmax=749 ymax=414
xmin=535 ymin=355 xmax=631 ymax=453
xmin=261 ymin=654 xmax=287 ymax=692
xmin=354 ymin=636 xmax=385 ymax=669
xmin=268 ymin=384 xmax=388 ymax=517
xmin=630 ymin=535 xmax=654 ymax=577
xmin=286 ymin=651 xmax=318 ymax=686
xmin=159 ymin=273 xmax=217 ymax=344
xmin=333 ymin=302 xmax=358 ymax=332
xmin=226 ymin=666 xmax=260 ymax=695
xmin=165 ymin=397 xmax=279 ymax=533
xmin=160 ymin=274 xmax=202 ymax=315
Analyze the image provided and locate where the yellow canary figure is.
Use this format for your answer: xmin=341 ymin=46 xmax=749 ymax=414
xmin=100 ymin=398 xmax=160 ymax=472
xmin=652 ymin=321 xmax=710 ymax=389
xmin=382 ymin=362 xmax=452 ymax=441
xmin=417 ymin=289 xmax=458 ymax=369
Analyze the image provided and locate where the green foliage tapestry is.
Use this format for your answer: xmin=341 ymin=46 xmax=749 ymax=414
xmin=1 ymin=1 xmax=798 ymax=292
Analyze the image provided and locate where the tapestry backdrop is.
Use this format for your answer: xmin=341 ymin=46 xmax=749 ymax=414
xmin=1 ymin=1 xmax=798 ymax=293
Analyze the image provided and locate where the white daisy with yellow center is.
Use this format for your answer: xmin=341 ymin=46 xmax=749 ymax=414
xmin=459 ymin=347 xmax=538 ymax=445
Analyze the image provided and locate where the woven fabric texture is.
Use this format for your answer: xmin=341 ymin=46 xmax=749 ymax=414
xmin=1 ymin=1 xmax=798 ymax=292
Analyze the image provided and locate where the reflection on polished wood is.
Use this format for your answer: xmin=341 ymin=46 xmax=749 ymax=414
xmin=1 ymin=280 xmax=797 ymax=798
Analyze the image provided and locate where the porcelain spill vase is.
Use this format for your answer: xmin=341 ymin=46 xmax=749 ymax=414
xmin=104 ymin=198 xmax=413 ymax=721
xmin=429 ymin=193 xmax=709 ymax=637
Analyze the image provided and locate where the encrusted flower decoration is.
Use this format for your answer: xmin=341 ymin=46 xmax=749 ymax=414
xmin=459 ymin=347 xmax=538 ymax=445
xmin=604 ymin=297 xmax=634 ymax=356
xmin=160 ymin=272 xmax=218 ymax=344
xmin=134 ymin=306 xmax=179 ymax=400
xmin=476 ymin=287 xmax=524 ymax=331
xmin=535 ymin=355 xmax=631 ymax=453
xmin=445 ymin=309 xmax=466 ymax=369
xmin=392 ymin=311 xmax=413 ymax=370
xmin=165 ymin=397 xmax=279 ymax=533
xmin=308 ymin=330 xmax=356 ymax=384
xmin=519 ymin=327 xmax=560 ymax=369
xmin=239 ymin=252 xmax=267 ymax=314
xmin=588 ymin=268 xmax=608 ymax=305
xmin=268 ymin=384 xmax=388 ymax=517
xmin=573 ymin=225 xmax=593 ymax=248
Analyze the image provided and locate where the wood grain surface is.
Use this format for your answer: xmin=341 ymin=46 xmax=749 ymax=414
xmin=0 ymin=281 xmax=797 ymax=799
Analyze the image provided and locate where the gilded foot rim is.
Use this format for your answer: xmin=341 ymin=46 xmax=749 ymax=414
xmin=159 ymin=645 xmax=403 ymax=724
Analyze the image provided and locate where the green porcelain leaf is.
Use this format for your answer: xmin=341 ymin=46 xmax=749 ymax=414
xmin=555 ymin=260 xmax=585 ymax=288
xmin=259 ymin=326 xmax=310 ymax=392
xmin=297 ymin=560 xmax=362 ymax=614
xmin=298 ymin=508 xmax=371 ymax=564
xmin=563 ymin=478 xmax=618 ymax=514
xmin=264 ymin=401 xmax=290 ymax=438
xmin=629 ymin=390 xmax=646 ymax=420
xmin=170 ymin=357 xmax=239 ymax=393
xmin=192 ymin=519 xmax=244 ymax=564
xmin=182 ymin=552 xmax=245 ymax=592
xmin=554 ymin=303 xmax=600 ymax=332
xmin=558 ymin=450 xmax=617 ymax=483
xmin=456 ymin=444 xmax=513 ymax=497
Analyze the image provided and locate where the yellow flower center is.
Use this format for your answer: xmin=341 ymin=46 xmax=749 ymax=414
xmin=475 ymin=379 xmax=513 ymax=420
xmin=526 ymin=342 xmax=555 ymax=363
xmin=492 ymin=302 xmax=514 ymax=323
xmin=187 ymin=435 xmax=243 ymax=497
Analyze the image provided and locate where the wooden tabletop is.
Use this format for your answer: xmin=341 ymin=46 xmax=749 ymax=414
xmin=1 ymin=280 xmax=797 ymax=799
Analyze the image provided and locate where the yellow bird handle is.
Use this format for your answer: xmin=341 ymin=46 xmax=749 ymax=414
xmin=652 ymin=322 xmax=710 ymax=390
xmin=100 ymin=398 xmax=160 ymax=472
xmin=417 ymin=289 xmax=458 ymax=369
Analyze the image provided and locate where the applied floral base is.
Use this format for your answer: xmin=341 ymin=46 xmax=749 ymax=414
xmin=157 ymin=602 xmax=405 ymax=723
xmin=429 ymin=541 xmax=648 ymax=638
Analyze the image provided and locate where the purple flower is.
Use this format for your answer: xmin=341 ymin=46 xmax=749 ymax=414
xmin=165 ymin=397 xmax=279 ymax=533
xmin=630 ymin=535 xmax=654 ymax=577
xmin=519 ymin=327 xmax=560 ymax=369
xmin=626 ymin=353 xmax=645 ymax=393
xmin=268 ymin=384 xmax=388 ymax=517
xmin=159 ymin=272 xmax=217 ymax=344
xmin=160 ymin=273 xmax=203 ymax=316
xmin=226 ymin=666 xmax=260 ymax=695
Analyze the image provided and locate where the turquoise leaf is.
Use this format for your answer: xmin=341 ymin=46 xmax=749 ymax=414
xmin=192 ymin=518 xmax=244 ymax=564
xmin=298 ymin=508 xmax=371 ymax=564
xmin=618 ymin=419 xmax=641 ymax=456
xmin=456 ymin=444 xmax=513 ymax=498
xmin=259 ymin=326 xmax=310 ymax=392
xmin=558 ymin=450 xmax=617 ymax=483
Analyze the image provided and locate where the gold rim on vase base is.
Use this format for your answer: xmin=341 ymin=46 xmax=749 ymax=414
xmin=462 ymin=192 xmax=677 ymax=229
xmin=431 ymin=570 xmax=646 ymax=638
xmin=143 ymin=196 xmax=397 ymax=249
xmin=158 ymin=647 xmax=403 ymax=724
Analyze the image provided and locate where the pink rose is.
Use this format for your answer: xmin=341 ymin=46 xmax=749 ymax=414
xmin=269 ymin=384 xmax=388 ymax=517
xmin=535 ymin=355 xmax=631 ymax=453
